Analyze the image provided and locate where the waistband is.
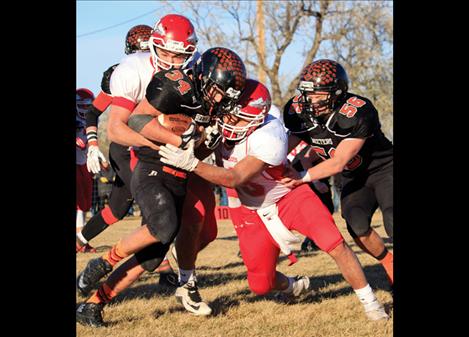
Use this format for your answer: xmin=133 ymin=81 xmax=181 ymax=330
xmin=163 ymin=165 xmax=187 ymax=179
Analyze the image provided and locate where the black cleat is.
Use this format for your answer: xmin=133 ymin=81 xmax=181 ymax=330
xmin=301 ymin=238 xmax=319 ymax=252
xmin=77 ymin=257 xmax=113 ymax=297
xmin=76 ymin=302 xmax=105 ymax=327
xmin=158 ymin=271 xmax=179 ymax=288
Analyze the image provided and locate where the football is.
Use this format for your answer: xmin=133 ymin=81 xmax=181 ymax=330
xmin=157 ymin=113 xmax=193 ymax=136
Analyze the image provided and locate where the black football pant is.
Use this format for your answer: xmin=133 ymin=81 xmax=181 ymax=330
xmin=341 ymin=161 xmax=393 ymax=239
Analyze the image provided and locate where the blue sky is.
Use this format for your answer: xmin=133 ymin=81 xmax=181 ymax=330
xmin=76 ymin=1 xmax=308 ymax=96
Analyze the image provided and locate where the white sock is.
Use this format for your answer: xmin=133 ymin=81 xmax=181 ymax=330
xmin=354 ymin=284 xmax=380 ymax=311
xmin=76 ymin=210 xmax=85 ymax=228
xmin=179 ymin=269 xmax=196 ymax=284
xmin=76 ymin=231 xmax=88 ymax=245
xmin=282 ymin=276 xmax=295 ymax=293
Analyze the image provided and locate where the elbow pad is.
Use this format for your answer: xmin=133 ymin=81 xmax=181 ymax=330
xmin=128 ymin=114 xmax=155 ymax=133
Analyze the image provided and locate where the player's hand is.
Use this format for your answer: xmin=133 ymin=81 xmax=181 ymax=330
xmin=76 ymin=137 xmax=86 ymax=149
xmin=280 ymin=176 xmax=304 ymax=189
xmin=159 ymin=139 xmax=199 ymax=172
xmin=86 ymin=144 xmax=108 ymax=174
xmin=204 ymin=124 xmax=222 ymax=150
xmin=179 ymin=120 xmax=198 ymax=150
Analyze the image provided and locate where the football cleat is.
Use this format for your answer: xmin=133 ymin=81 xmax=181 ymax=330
xmin=364 ymin=301 xmax=389 ymax=321
xmin=175 ymin=280 xmax=212 ymax=316
xmin=290 ymin=275 xmax=311 ymax=297
xmin=76 ymin=302 xmax=105 ymax=327
xmin=77 ymin=257 xmax=113 ymax=297
xmin=301 ymin=238 xmax=319 ymax=252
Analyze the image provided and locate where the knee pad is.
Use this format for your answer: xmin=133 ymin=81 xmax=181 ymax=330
xmin=107 ymin=190 xmax=133 ymax=220
xmin=247 ymin=272 xmax=274 ymax=296
xmin=381 ymin=206 xmax=393 ymax=238
xmin=343 ymin=207 xmax=371 ymax=237
xmin=135 ymin=242 xmax=171 ymax=272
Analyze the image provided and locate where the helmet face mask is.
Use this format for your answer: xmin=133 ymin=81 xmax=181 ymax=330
xmin=76 ymin=88 xmax=95 ymax=120
xmin=149 ymin=14 xmax=198 ymax=70
xmin=297 ymin=59 xmax=349 ymax=118
xmin=125 ymin=25 xmax=152 ymax=55
xmin=217 ymin=79 xmax=271 ymax=142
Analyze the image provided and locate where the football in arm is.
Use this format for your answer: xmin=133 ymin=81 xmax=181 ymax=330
xmin=157 ymin=113 xmax=193 ymax=136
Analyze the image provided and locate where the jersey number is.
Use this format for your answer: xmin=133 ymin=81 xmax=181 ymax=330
xmin=165 ymin=70 xmax=192 ymax=95
xmin=339 ymin=97 xmax=366 ymax=118
xmin=311 ymin=146 xmax=362 ymax=171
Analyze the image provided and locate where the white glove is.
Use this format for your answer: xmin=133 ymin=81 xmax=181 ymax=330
xmin=86 ymin=145 xmax=108 ymax=174
xmin=159 ymin=139 xmax=199 ymax=172
xmin=204 ymin=124 xmax=222 ymax=150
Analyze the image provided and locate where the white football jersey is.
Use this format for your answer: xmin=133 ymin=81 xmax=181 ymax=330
xmin=217 ymin=115 xmax=291 ymax=209
xmin=109 ymin=52 xmax=156 ymax=105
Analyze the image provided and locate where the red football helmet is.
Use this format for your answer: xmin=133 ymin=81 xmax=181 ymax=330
xmin=125 ymin=24 xmax=152 ymax=55
xmin=217 ymin=79 xmax=271 ymax=142
xmin=149 ymin=14 xmax=198 ymax=70
xmin=76 ymin=88 xmax=95 ymax=120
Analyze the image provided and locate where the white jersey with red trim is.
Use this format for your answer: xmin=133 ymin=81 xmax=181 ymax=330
xmin=217 ymin=115 xmax=291 ymax=210
xmin=109 ymin=51 xmax=156 ymax=108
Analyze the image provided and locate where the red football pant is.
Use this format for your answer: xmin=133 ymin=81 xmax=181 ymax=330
xmin=234 ymin=184 xmax=344 ymax=295
xmin=181 ymin=174 xmax=218 ymax=249
xmin=76 ymin=164 xmax=93 ymax=211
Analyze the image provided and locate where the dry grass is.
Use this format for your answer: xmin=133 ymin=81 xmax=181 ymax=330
xmin=77 ymin=211 xmax=393 ymax=337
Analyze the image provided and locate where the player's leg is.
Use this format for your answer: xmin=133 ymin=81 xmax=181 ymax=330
xmin=76 ymin=143 xmax=134 ymax=250
xmin=77 ymin=162 xmax=186 ymax=296
xmin=341 ymin=174 xmax=393 ymax=285
xmin=174 ymin=175 xmax=216 ymax=315
xmin=283 ymin=184 xmax=388 ymax=320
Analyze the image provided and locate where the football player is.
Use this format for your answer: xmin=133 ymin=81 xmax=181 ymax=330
xmin=158 ymin=78 xmax=389 ymax=321
xmin=76 ymin=88 xmax=95 ymax=236
xmin=282 ymin=59 xmax=394 ymax=286
xmin=76 ymin=47 xmax=245 ymax=327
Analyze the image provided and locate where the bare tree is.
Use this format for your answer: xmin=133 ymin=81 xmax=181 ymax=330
xmin=162 ymin=0 xmax=393 ymax=139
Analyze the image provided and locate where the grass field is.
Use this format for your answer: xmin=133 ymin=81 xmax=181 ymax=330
xmin=76 ymin=211 xmax=393 ymax=337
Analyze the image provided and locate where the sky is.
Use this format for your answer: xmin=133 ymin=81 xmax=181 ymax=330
xmin=76 ymin=0 xmax=308 ymax=96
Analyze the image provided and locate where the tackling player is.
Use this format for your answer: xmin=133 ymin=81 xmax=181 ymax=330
xmin=158 ymin=79 xmax=389 ymax=321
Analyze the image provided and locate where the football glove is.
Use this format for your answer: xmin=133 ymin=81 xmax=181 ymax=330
xmin=159 ymin=139 xmax=199 ymax=172
xmin=86 ymin=144 xmax=108 ymax=174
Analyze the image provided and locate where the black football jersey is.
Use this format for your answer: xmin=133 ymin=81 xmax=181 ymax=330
xmin=135 ymin=69 xmax=203 ymax=164
xmin=283 ymin=92 xmax=393 ymax=177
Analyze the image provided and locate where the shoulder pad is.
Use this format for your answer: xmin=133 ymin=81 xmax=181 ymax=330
xmin=146 ymin=69 xmax=202 ymax=117
xmin=334 ymin=94 xmax=378 ymax=137
xmin=101 ymin=63 xmax=119 ymax=94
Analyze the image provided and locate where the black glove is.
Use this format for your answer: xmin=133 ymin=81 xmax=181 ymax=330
xmin=204 ymin=125 xmax=222 ymax=150
xmin=179 ymin=120 xmax=197 ymax=150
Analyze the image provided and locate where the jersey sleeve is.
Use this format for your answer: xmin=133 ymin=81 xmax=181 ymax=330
xmin=109 ymin=61 xmax=141 ymax=109
xmin=350 ymin=103 xmax=380 ymax=139
xmin=248 ymin=121 xmax=288 ymax=166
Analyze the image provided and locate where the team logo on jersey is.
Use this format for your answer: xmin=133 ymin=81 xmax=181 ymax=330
xmin=310 ymin=138 xmax=333 ymax=145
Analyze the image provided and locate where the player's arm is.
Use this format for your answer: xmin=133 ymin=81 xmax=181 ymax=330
xmin=287 ymin=133 xmax=302 ymax=153
xmin=193 ymin=155 xmax=268 ymax=188
xmin=281 ymin=138 xmax=365 ymax=188
xmin=127 ymin=98 xmax=184 ymax=148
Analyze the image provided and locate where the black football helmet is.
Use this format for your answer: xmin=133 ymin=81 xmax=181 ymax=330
xmin=297 ymin=59 xmax=349 ymax=117
xmin=125 ymin=25 xmax=152 ymax=55
xmin=194 ymin=47 xmax=247 ymax=116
